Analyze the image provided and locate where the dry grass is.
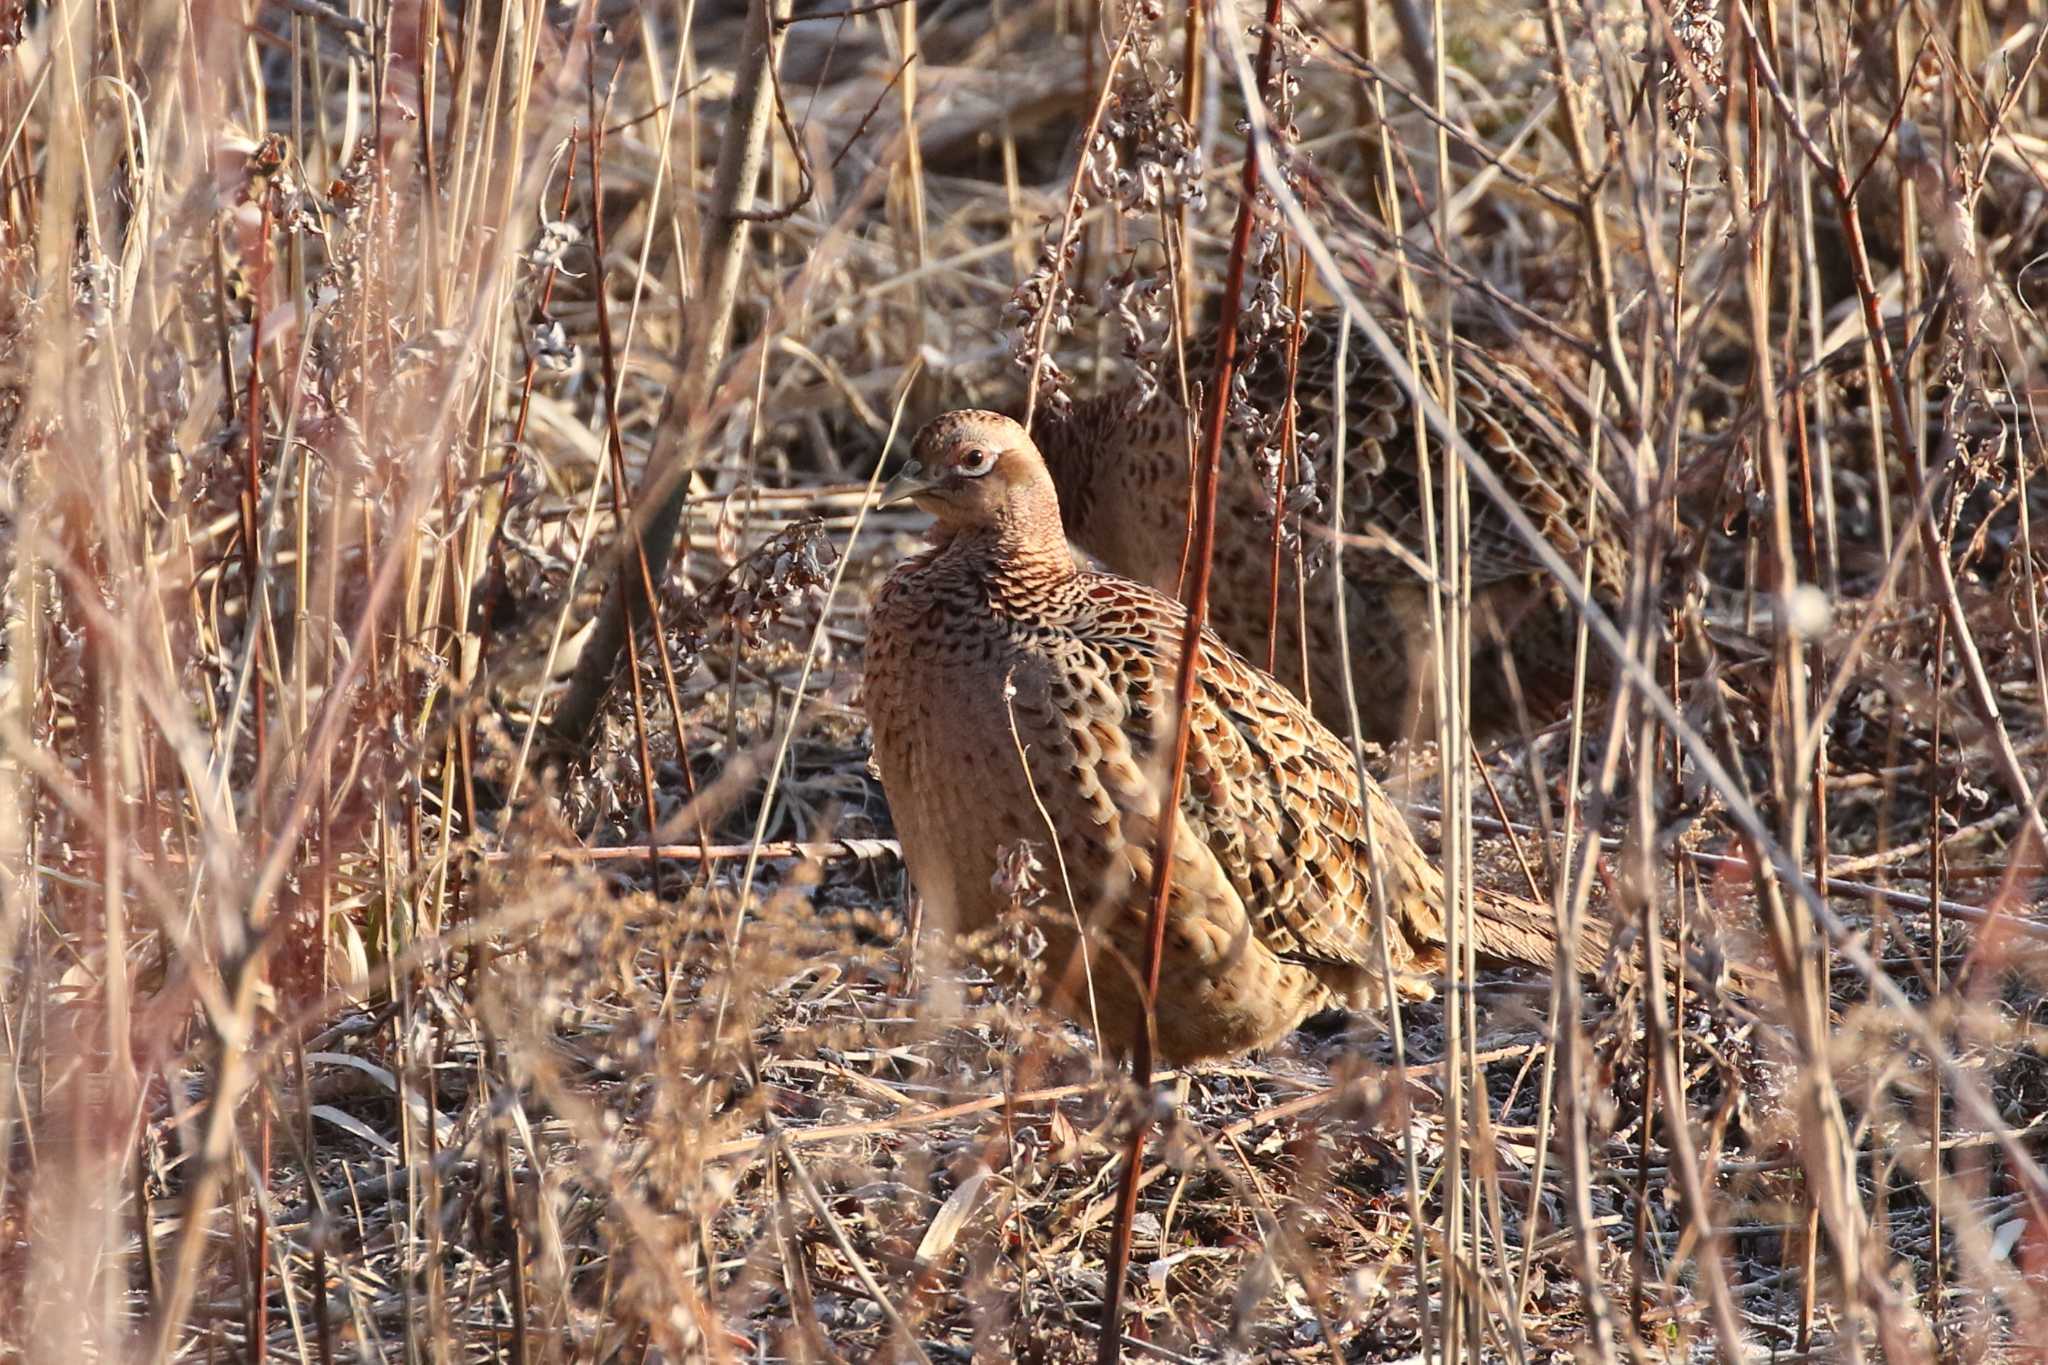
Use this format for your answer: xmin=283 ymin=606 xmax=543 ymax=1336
xmin=2 ymin=0 xmax=2047 ymax=1359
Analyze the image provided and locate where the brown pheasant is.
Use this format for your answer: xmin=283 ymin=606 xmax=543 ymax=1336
xmin=862 ymin=410 xmax=1607 ymax=1065
xmin=1030 ymin=310 xmax=1630 ymax=745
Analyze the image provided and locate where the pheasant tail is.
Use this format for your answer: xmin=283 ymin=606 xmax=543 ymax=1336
xmin=1471 ymin=888 xmax=1613 ymax=976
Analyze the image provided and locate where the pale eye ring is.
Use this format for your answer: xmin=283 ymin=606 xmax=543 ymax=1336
xmin=958 ymin=447 xmax=996 ymax=476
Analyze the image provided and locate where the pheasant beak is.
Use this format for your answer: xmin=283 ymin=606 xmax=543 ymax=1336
xmin=878 ymin=459 xmax=941 ymax=507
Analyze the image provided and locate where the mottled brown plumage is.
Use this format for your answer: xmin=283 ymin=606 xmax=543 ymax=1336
xmin=1032 ymin=312 xmax=1630 ymax=744
xmin=863 ymin=411 xmax=1605 ymax=1065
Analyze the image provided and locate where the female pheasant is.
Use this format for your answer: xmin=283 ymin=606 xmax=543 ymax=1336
xmin=863 ymin=410 xmax=1606 ymax=1065
xmin=1031 ymin=312 xmax=1630 ymax=745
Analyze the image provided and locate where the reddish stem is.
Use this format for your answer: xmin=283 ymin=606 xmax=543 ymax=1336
xmin=1096 ymin=5 xmax=1287 ymax=1360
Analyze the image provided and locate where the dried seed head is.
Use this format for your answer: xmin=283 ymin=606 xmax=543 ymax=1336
xmin=528 ymin=218 xmax=584 ymax=273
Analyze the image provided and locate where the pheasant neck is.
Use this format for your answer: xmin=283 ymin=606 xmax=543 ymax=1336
xmin=935 ymin=502 xmax=1078 ymax=584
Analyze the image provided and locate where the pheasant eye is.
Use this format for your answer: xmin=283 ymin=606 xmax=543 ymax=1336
xmin=958 ymin=447 xmax=995 ymax=476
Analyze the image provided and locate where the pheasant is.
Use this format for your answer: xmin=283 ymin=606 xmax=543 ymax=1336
xmin=862 ymin=410 xmax=1608 ymax=1065
xmin=1030 ymin=310 xmax=1631 ymax=745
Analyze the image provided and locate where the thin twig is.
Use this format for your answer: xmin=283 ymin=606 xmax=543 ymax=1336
xmin=553 ymin=0 xmax=790 ymax=741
